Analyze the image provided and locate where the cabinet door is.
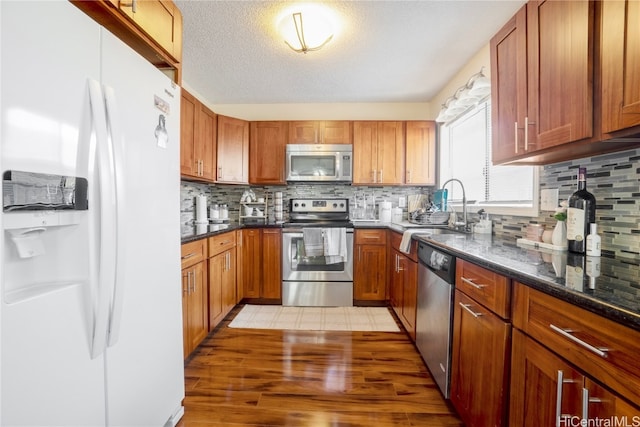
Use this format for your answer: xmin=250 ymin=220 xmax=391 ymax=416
xmin=389 ymin=253 xmax=403 ymax=314
xmin=451 ymin=290 xmax=510 ymax=427
xmin=321 ymin=121 xmax=352 ymax=144
xmin=399 ymin=255 xmax=417 ymax=339
xmin=240 ymin=229 xmax=261 ymax=298
xmin=217 ymin=115 xmax=249 ymax=183
xmin=354 ymin=244 xmax=387 ymax=300
xmin=510 ymin=329 xmax=583 ymax=426
xmin=527 ymin=0 xmax=594 ymax=150
xmin=352 ymin=121 xmax=378 ymax=184
xmin=261 ymin=229 xmax=282 ymax=300
xmin=118 ymin=0 xmax=182 ymax=62
xmin=208 ymin=253 xmax=224 ymax=330
xmin=288 ymin=121 xmax=319 ymax=143
xmin=197 ymin=103 xmax=216 ymax=181
xmin=404 ymin=121 xmax=436 ymax=185
xmin=584 ymin=379 xmax=639 ymax=421
xmin=185 ymin=262 xmax=208 ymax=357
xmin=377 ymin=121 xmax=404 ymax=185
xmin=181 ymin=268 xmax=190 ymax=358
xmin=490 ymin=6 xmax=528 ymax=164
xmin=222 ymin=249 xmax=237 ymax=316
xmin=249 ymin=121 xmax=287 ymax=184
xmin=600 ymin=0 xmax=640 ymax=133
xmin=180 ymin=90 xmax=198 ymax=178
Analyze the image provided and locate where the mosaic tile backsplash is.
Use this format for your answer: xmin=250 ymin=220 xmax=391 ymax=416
xmin=181 ymin=148 xmax=639 ymax=262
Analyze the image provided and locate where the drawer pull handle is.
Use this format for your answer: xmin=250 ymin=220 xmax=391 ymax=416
xmin=461 ymin=276 xmax=487 ymax=290
xmin=219 ymin=240 xmax=231 ymax=245
xmin=181 ymin=253 xmax=197 ymax=260
xmin=459 ymin=302 xmax=482 ymax=318
xmin=549 ymin=324 xmax=609 ymax=358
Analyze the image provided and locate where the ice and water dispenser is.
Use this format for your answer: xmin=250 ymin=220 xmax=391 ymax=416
xmin=2 ymin=170 xmax=90 ymax=304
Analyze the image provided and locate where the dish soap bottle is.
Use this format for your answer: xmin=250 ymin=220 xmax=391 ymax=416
xmin=586 ymin=223 xmax=601 ymax=257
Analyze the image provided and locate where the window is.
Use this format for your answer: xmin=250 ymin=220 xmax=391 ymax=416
xmin=438 ymin=100 xmax=539 ymax=216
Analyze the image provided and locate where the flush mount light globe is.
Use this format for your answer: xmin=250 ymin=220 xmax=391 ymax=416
xmin=277 ymin=5 xmax=335 ymax=54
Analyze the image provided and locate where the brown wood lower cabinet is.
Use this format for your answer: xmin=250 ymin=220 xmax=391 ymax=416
xmin=511 ymin=283 xmax=640 ymax=423
xmin=238 ymin=228 xmax=282 ymax=302
xmin=451 ymin=290 xmax=511 ymax=427
xmin=389 ymin=232 xmax=417 ymax=339
xmin=353 ymin=229 xmax=387 ymax=302
xmin=207 ymin=231 xmax=236 ymax=331
xmin=181 ymin=240 xmax=208 ymax=359
xmin=510 ymin=329 xmax=638 ymax=426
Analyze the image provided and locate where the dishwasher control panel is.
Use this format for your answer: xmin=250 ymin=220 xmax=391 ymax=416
xmin=418 ymin=242 xmax=456 ymax=284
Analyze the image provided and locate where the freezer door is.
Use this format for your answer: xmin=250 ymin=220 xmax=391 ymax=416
xmin=1 ymin=2 xmax=107 ymax=426
xmin=99 ymin=30 xmax=185 ymax=426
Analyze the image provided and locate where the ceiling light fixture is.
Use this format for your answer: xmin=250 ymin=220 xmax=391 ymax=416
xmin=280 ymin=11 xmax=334 ymax=54
xmin=436 ymin=68 xmax=491 ymax=123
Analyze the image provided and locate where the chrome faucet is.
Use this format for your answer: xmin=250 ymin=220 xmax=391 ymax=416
xmin=441 ymin=178 xmax=469 ymax=232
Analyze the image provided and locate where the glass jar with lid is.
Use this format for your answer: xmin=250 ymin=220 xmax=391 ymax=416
xmin=210 ymin=203 xmax=220 ymax=220
xmin=220 ymin=204 xmax=229 ymax=220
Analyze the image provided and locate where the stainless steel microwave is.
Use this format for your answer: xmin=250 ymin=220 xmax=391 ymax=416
xmin=286 ymin=144 xmax=353 ymax=183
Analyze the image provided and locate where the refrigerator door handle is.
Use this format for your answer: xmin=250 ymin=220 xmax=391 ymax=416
xmin=103 ymin=85 xmax=127 ymax=348
xmin=87 ymin=78 xmax=117 ymax=360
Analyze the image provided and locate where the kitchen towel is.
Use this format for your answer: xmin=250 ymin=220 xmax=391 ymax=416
xmin=303 ymin=228 xmax=324 ymax=257
xmin=399 ymin=230 xmax=421 ymax=254
xmin=323 ymin=227 xmax=347 ymax=264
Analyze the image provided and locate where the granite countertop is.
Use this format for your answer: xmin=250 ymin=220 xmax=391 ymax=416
xmin=414 ymin=232 xmax=640 ymax=331
xmin=180 ymin=222 xmax=283 ymax=243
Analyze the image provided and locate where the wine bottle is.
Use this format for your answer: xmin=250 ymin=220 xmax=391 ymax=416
xmin=566 ymin=167 xmax=596 ymax=253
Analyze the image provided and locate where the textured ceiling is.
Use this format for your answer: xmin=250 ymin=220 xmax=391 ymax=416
xmin=175 ymin=0 xmax=525 ymax=105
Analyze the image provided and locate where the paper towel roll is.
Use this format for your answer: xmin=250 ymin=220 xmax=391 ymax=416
xmin=195 ymin=195 xmax=208 ymax=224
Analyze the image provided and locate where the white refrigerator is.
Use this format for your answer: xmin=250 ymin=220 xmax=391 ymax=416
xmin=1 ymin=1 xmax=185 ymax=426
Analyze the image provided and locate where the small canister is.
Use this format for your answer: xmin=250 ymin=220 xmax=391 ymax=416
xmin=220 ymin=204 xmax=229 ymax=220
xmin=210 ymin=204 xmax=220 ymax=220
xmin=392 ymin=207 xmax=403 ymax=223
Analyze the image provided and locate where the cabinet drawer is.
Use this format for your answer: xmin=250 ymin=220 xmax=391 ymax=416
xmin=208 ymin=231 xmax=236 ymax=257
xmin=513 ymin=283 xmax=640 ymax=405
xmin=355 ymin=229 xmax=387 ymax=245
xmin=390 ymin=231 xmax=417 ymax=261
xmin=455 ymin=259 xmax=511 ymax=319
xmin=181 ymin=239 xmax=206 ymax=269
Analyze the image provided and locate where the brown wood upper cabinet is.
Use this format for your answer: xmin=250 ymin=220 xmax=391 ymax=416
xmin=353 ymin=121 xmax=404 ymax=185
xmin=217 ymin=115 xmax=249 ymax=184
xmin=600 ymin=0 xmax=640 ymax=134
xmin=71 ymin=0 xmax=182 ymax=81
xmin=180 ymin=89 xmax=216 ymax=182
xmin=491 ymin=0 xmax=640 ymax=165
xmin=404 ymin=121 xmax=436 ymax=185
xmin=288 ymin=121 xmax=352 ymax=144
xmin=117 ymin=0 xmax=182 ymax=63
xmin=491 ymin=1 xmax=594 ymax=164
xmin=249 ymin=121 xmax=287 ymax=185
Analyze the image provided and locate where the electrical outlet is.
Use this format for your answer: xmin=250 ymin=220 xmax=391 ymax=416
xmin=541 ymin=188 xmax=559 ymax=211
xmin=398 ymin=196 xmax=406 ymax=208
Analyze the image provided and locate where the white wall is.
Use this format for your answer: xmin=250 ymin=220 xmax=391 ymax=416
xmin=428 ymin=44 xmax=491 ymax=118
xmin=181 ymin=43 xmax=490 ymax=122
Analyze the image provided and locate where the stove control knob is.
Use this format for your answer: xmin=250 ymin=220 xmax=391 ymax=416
xmin=301 ymin=203 xmax=306 ymax=208
xmin=333 ymin=203 xmax=338 ymax=208
xmin=294 ymin=203 xmax=299 ymax=208
xmin=340 ymin=203 xmax=345 ymax=208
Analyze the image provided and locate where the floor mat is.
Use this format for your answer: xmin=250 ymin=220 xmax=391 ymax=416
xmin=228 ymin=305 xmax=401 ymax=332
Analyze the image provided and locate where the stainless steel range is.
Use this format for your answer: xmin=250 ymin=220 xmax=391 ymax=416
xmin=282 ymin=198 xmax=354 ymax=307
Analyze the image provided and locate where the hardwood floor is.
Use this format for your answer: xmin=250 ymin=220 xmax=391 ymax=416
xmin=178 ymin=305 xmax=462 ymax=426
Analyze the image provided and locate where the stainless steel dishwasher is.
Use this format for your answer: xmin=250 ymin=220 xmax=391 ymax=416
xmin=416 ymin=241 xmax=456 ymax=398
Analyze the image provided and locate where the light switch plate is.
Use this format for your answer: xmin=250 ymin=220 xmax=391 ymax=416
xmin=541 ymin=188 xmax=559 ymax=211
xmin=399 ymin=196 xmax=406 ymax=208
